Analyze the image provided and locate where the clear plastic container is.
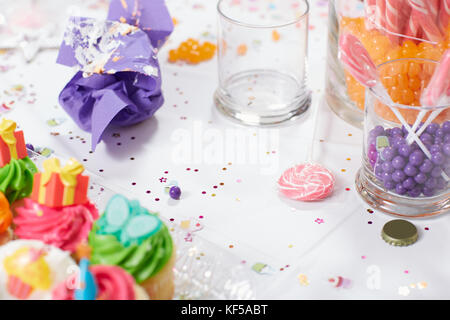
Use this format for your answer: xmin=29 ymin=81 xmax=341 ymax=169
xmin=326 ymin=0 xmax=450 ymax=128
xmin=355 ymin=58 xmax=449 ymax=217
xmin=27 ymin=150 xmax=279 ymax=299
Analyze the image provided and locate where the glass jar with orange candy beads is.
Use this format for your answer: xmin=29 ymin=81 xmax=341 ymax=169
xmin=326 ymin=0 xmax=450 ymax=128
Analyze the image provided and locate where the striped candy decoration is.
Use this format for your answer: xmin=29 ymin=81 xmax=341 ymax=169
xmin=385 ymin=0 xmax=406 ymax=44
xmin=409 ymin=0 xmax=443 ymax=42
xmin=439 ymin=0 xmax=450 ymax=32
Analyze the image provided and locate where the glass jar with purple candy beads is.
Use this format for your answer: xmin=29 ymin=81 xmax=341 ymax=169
xmin=356 ymin=59 xmax=449 ymax=217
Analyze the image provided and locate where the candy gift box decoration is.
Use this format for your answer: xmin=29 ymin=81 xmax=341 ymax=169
xmin=57 ymin=0 xmax=173 ymax=150
xmin=14 ymin=158 xmax=99 ymax=254
xmin=0 ymin=118 xmax=38 ymax=203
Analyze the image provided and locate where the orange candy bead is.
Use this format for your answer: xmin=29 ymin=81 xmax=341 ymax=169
xmin=168 ymin=39 xmax=217 ymax=64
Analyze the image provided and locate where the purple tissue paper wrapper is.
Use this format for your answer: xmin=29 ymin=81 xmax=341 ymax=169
xmin=56 ymin=0 xmax=173 ymax=150
xmin=108 ymin=0 xmax=174 ymax=50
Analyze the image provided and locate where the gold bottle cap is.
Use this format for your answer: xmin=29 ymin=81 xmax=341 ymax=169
xmin=381 ymin=219 xmax=418 ymax=247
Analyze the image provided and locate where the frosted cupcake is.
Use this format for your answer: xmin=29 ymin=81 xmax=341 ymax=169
xmin=88 ymin=194 xmax=175 ymax=300
xmin=0 ymin=239 xmax=76 ymax=299
xmin=0 ymin=118 xmax=37 ymax=203
xmin=14 ymin=158 xmax=99 ymax=256
xmin=52 ymin=259 xmax=149 ymax=300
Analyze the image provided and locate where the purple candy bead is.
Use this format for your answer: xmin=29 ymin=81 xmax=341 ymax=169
xmin=431 ymin=152 xmax=444 ymax=165
xmin=419 ymin=159 xmax=434 ymax=173
xmin=420 ymin=133 xmax=434 ymax=145
xmin=392 ymin=170 xmax=406 ymax=183
xmin=398 ymin=144 xmax=412 ymax=157
xmin=430 ymin=144 xmax=441 ymax=154
xmin=384 ymin=180 xmax=396 ymax=190
xmin=404 ymin=164 xmax=418 ymax=177
xmin=414 ymin=172 xmax=428 ymax=184
xmin=443 ymin=121 xmax=450 ymax=133
xmin=425 ymin=177 xmax=437 ymax=189
xmin=408 ymin=186 xmax=422 ymax=198
xmin=431 ymin=167 xmax=442 ymax=178
xmin=395 ymin=183 xmax=407 ymax=195
xmin=402 ymin=177 xmax=416 ymax=190
xmin=435 ymin=128 xmax=445 ymax=138
xmin=392 ymin=156 xmax=406 ymax=169
xmin=169 ymin=186 xmax=181 ymax=200
xmin=436 ymin=177 xmax=447 ymax=190
xmin=382 ymin=161 xmax=395 ymax=173
xmin=425 ymin=123 xmax=439 ymax=135
xmin=422 ymin=187 xmax=435 ymax=197
xmin=391 ymin=127 xmax=403 ymax=137
xmin=409 ymin=150 xmax=425 ymax=166
xmin=382 ymin=147 xmax=397 ymax=161
xmin=443 ymin=144 xmax=450 ymax=156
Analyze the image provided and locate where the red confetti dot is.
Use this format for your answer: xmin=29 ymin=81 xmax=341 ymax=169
xmin=186 ymin=168 xmax=191 ymax=171
xmin=424 ymin=227 xmax=429 ymax=230
xmin=146 ymin=190 xmax=151 ymax=194
xmin=170 ymin=218 xmax=174 ymax=221
xmin=131 ymin=182 xmax=136 ymax=186
xmin=345 ymin=187 xmax=351 ymax=191
xmin=155 ymin=198 xmax=160 ymax=201
xmin=202 ymin=191 xmax=206 ymax=194
xmin=199 ymin=215 xmax=204 ymax=219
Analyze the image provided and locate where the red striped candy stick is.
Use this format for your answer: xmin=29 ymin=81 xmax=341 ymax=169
xmin=375 ymin=0 xmax=387 ymax=30
xmin=439 ymin=0 xmax=450 ymax=32
xmin=365 ymin=0 xmax=377 ymax=30
xmin=409 ymin=0 xmax=443 ymax=42
xmin=385 ymin=0 xmax=405 ymax=44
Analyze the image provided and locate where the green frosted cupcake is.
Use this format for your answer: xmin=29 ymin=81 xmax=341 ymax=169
xmin=0 ymin=157 xmax=37 ymax=203
xmin=88 ymin=194 xmax=175 ymax=300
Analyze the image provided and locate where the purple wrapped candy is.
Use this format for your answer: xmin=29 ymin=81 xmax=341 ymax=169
xmin=56 ymin=1 xmax=173 ymax=150
xmin=108 ymin=0 xmax=174 ymax=50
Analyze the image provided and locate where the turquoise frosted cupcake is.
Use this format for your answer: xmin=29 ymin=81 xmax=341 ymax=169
xmin=88 ymin=194 xmax=175 ymax=300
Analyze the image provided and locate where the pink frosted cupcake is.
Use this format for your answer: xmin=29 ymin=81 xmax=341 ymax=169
xmin=13 ymin=157 xmax=98 ymax=257
xmin=14 ymin=199 xmax=98 ymax=253
xmin=52 ymin=263 xmax=149 ymax=300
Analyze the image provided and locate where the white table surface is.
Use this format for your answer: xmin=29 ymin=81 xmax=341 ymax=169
xmin=0 ymin=0 xmax=449 ymax=299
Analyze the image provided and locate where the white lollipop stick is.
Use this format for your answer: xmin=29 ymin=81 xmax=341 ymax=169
xmin=339 ymin=33 xmax=449 ymax=182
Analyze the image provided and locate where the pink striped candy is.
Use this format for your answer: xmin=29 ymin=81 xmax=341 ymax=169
xmin=421 ymin=50 xmax=450 ymax=106
xmin=409 ymin=0 xmax=443 ymax=42
xmin=278 ymin=163 xmax=335 ymax=201
xmin=375 ymin=0 xmax=387 ymax=29
xmin=339 ymin=33 xmax=378 ymax=88
xmin=385 ymin=0 xmax=405 ymax=44
xmin=440 ymin=0 xmax=450 ymax=32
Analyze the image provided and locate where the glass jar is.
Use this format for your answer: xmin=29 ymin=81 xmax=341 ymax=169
xmin=356 ymin=58 xmax=449 ymax=218
xmin=326 ymin=0 xmax=450 ymax=128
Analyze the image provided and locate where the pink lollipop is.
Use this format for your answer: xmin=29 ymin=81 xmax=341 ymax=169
xmin=339 ymin=33 xmax=378 ymax=87
xmin=278 ymin=99 xmax=335 ymax=202
xmin=278 ymin=163 xmax=335 ymax=201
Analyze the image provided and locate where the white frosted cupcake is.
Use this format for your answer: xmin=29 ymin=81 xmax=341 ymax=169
xmin=0 ymin=240 xmax=76 ymax=300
